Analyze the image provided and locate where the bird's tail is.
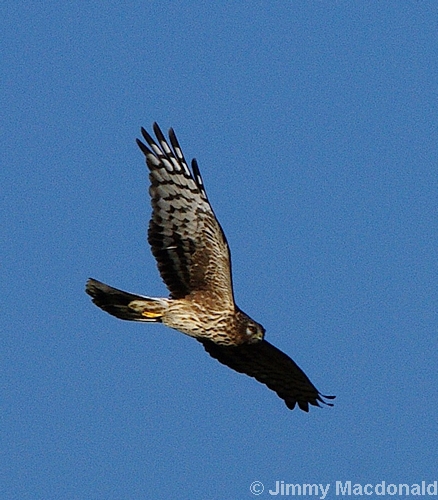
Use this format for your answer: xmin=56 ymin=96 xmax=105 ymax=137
xmin=85 ymin=278 xmax=168 ymax=322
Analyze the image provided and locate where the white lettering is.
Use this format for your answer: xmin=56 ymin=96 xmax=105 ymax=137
xmin=399 ymin=484 xmax=409 ymax=495
xmin=387 ymin=483 xmax=397 ymax=495
xmin=364 ymin=484 xmax=373 ymax=495
xmin=411 ymin=483 xmax=421 ymax=495
xmin=352 ymin=483 xmax=363 ymax=495
xmin=266 ymin=479 xmax=437 ymax=497
xmin=285 ymin=483 xmax=301 ymax=495
xmin=269 ymin=481 xmax=280 ymax=495
xmin=303 ymin=484 xmax=319 ymax=496
xmin=319 ymin=483 xmax=330 ymax=499
xmin=375 ymin=481 xmax=385 ymax=495
xmin=336 ymin=481 xmax=352 ymax=495
xmin=428 ymin=481 xmax=438 ymax=496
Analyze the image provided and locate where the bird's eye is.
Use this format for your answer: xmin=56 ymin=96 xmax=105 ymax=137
xmin=246 ymin=325 xmax=257 ymax=336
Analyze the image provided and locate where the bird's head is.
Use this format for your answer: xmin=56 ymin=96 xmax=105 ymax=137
xmin=236 ymin=309 xmax=265 ymax=344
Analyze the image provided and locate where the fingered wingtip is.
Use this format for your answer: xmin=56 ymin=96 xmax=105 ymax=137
xmin=140 ymin=126 xmax=154 ymax=143
xmin=136 ymin=137 xmax=148 ymax=155
xmin=318 ymin=394 xmax=336 ymax=408
xmin=152 ymin=122 xmax=165 ymax=140
xmin=168 ymin=127 xmax=176 ymax=141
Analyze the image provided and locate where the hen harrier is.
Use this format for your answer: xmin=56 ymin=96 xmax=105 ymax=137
xmin=86 ymin=123 xmax=335 ymax=412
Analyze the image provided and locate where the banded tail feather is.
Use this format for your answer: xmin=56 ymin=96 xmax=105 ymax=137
xmin=86 ymin=278 xmax=168 ymax=322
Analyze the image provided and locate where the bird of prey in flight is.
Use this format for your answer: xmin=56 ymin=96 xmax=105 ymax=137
xmin=86 ymin=123 xmax=335 ymax=412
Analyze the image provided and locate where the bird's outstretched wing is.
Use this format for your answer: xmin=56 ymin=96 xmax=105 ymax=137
xmin=198 ymin=338 xmax=335 ymax=411
xmin=136 ymin=124 xmax=234 ymax=305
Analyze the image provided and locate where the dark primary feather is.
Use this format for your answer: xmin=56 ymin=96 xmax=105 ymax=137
xmin=198 ymin=338 xmax=335 ymax=411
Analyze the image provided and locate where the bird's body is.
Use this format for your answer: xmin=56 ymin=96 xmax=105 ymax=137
xmin=86 ymin=123 xmax=335 ymax=412
xmin=87 ymin=279 xmax=261 ymax=345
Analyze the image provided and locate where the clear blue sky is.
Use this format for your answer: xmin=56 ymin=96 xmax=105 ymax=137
xmin=2 ymin=2 xmax=437 ymax=499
